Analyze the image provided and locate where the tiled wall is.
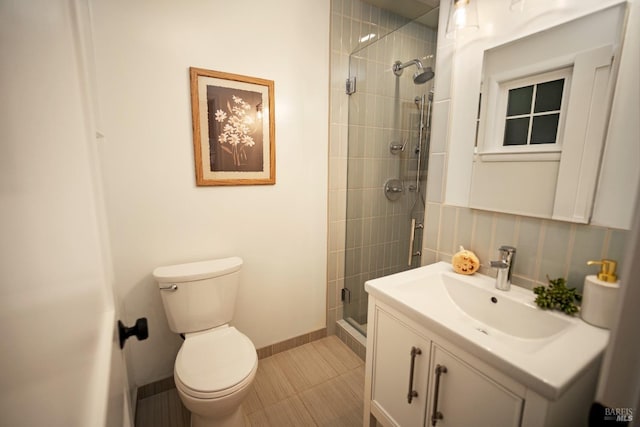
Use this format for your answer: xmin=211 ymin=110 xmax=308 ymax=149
xmin=421 ymin=204 xmax=629 ymax=291
xmin=327 ymin=0 xmax=436 ymax=335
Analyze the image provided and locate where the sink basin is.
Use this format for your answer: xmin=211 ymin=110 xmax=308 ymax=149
xmin=364 ymin=261 xmax=609 ymax=400
xmin=442 ymin=272 xmax=571 ymax=339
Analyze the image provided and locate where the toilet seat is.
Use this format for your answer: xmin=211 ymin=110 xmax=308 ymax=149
xmin=175 ymin=326 xmax=257 ymax=399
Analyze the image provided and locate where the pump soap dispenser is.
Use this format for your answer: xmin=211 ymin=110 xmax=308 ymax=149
xmin=581 ymin=259 xmax=620 ymax=329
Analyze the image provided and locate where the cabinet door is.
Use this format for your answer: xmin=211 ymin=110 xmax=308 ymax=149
xmin=428 ymin=346 xmax=523 ymax=427
xmin=371 ymin=309 xmax=431 ymax=427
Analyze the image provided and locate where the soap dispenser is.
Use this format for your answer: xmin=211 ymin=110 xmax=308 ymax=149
xmin=581 ymin=259 xmax=620 ymax=329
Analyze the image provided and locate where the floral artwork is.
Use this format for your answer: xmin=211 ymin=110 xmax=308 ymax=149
xmin=215 ymin=95 xmax=256 ymax=156
xmin=210 ymin=91 xmax=260 ymax=171
xmin=190 ymin=67 xmax=275 ymax=186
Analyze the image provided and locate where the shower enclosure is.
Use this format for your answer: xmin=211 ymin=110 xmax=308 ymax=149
xmin=343 ymin=8 xmax=439 ymax=336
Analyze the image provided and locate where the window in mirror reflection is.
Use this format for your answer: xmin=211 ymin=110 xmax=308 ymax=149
xmin=502 ymin=73 xmax=568 ymax=148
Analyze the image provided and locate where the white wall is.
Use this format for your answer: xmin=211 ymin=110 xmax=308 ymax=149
xmin=92 ymin=0 xmax=330 ymax=386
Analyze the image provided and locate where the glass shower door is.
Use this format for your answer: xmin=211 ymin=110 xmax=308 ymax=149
xmin=343 ymin=9 xmax=438 ymax=336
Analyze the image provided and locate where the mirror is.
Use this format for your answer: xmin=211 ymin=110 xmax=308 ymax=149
xmin=442 ymin=2 xmax=638 ymax=230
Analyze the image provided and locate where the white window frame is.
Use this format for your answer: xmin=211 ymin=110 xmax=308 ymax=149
xmin=496 ymin=67 xmax=572 ymax=152
xmin=477 ymin=66 xmax=573 ymax=160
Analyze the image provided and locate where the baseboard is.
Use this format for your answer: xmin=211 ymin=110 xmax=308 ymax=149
xmin=256 ymin=327 xmax=327 ymax=359
xmin=137 ymin=376 xmax=176 ymax=400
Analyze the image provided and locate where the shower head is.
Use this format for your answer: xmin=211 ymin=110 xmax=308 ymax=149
xmin=413 ymin=66 xmax=434 ymax=84
xmin=392 ymin=59 xmax=435 ymax=85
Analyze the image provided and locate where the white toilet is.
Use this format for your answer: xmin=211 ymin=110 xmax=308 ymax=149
xmin=153 ymin=257 xmax=257 ymax=427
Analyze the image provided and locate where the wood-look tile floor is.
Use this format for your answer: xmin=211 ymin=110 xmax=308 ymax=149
xmin=136 ymin=335 xmax=365 ymax=427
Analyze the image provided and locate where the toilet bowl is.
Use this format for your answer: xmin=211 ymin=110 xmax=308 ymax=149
xmin=175 ymin=326 xmax=257 ymax=427
xmin=153 ymin=257 xmax=257 ymax=427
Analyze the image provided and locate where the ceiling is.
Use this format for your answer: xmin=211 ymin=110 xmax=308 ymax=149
xmin=362 ymin=0 xmax=440 ymax=28
xmin=363 ymin=0 xmax=439 ymax=19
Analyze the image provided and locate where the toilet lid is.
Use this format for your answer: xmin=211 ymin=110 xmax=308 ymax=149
xmin=175 ymin=326 xmax=257 ymax=394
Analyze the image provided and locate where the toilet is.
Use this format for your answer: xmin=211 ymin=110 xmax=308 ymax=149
xmin=153 ymin=257 xmax=257 ymax=427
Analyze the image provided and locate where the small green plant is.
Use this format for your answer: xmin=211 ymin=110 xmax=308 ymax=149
xmin=533 ymin=276 xmax=582 ymax=316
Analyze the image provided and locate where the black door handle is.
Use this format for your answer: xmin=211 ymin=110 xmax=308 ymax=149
xmin=118 ymin=317 xmax=149 ymax=349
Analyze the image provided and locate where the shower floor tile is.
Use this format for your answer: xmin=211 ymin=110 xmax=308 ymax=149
xmin=135 ymin=335 xmax=365 ymax=427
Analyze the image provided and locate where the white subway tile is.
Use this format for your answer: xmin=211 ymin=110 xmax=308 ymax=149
xmin=426 ymin=153 xmax=445 ymax=203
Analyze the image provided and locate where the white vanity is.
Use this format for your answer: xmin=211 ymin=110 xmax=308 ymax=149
xmin=363 ymin=262 xmax=609 ymax=427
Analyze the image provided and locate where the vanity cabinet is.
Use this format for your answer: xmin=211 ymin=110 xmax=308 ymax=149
xmin=365 ymin=306 xmax=522 ymax=427
xmin=369 ymin=309 xmax=431 ymax=427
xmin=364 ymin=299 xmax=599 ymax=427
xmin=429 ymin=345 xmax=522 ymax=427
xmin=364 ymin=262 xmax=606 ymax=427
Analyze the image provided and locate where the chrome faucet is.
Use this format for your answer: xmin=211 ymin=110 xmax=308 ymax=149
xmin=490 ymin=246 xmax=516 ymax=291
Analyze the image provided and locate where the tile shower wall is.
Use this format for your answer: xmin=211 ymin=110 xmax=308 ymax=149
xmin=327 ymin=0 xmax=436 ymax=335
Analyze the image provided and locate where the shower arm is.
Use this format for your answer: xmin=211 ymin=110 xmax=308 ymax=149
xmin=393 ymin=59 xmax=425 ymax=76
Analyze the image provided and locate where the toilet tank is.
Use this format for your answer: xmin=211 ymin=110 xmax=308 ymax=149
xmin=153 ymin=257 xmax=243 ymax=334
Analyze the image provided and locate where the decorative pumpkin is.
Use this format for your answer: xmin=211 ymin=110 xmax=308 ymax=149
xmin=452 ymin=246 xmax=480 ymax=275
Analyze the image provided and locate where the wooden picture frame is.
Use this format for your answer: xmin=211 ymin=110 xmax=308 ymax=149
xmin=190 ymin=67 xmax=275 ymax=186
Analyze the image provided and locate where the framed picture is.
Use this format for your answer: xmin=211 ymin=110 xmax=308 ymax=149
xmin=190 ymin=67 xmax=275 ymax=186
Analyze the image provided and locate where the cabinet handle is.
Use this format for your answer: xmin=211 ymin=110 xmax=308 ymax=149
xmin=407 ymin=346 xmax=422 ymax=404
xmin=430 ymin=364 xmax=448 ymax=426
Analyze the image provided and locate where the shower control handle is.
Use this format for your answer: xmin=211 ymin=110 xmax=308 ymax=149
xmin=389 ymin=141 xmax=407 ymax=155
xmin=384 ymin=179 xmax=404 ymax=201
